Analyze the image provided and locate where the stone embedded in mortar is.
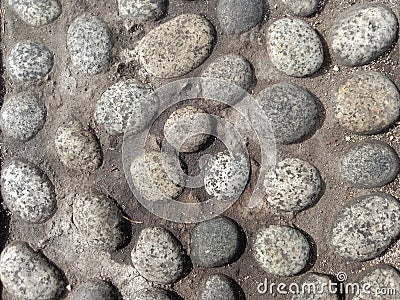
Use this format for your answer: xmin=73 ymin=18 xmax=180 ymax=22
xmin=198 ymin=274 xmax=241 ymax=300
xmin=8 ymin=0 xmax=62 ymax=26
xmin=70 ymin=279 xmax=118 ymax=300
xmin=118 ymin=0 xmax=168 ymax=22
xmin=281 ymin=0 xmax=319 ymax=17
xmin=134 ymin=288 xmax=174 ymax=300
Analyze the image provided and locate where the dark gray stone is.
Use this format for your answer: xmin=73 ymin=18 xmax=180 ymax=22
xmin=134 ymin=288 xmax=173 ymax=300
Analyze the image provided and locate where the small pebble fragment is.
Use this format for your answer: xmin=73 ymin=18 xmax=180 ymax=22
xmin=8 ymin=0 xmax=62 ymax=26
xmin=134 ymin=288 xmax=173 ymax=300
xmin=70 ymin=280 xmax=117 ymax=300
xmin=198 ymin=274 xmax=240 ymax=300
xmin=281 ymin=0 xmax=319 ymax=17
xmin=292 ymin=273 xmax=339 ymax=300
xmin=118 ymin=0 xmax=167 ymax=22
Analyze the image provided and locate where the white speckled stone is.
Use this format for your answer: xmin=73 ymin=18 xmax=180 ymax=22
xmin=134 ymin=288 xmax=173 ymax=300
xmin=266 ymin=18 xmax=323 ymax=77
xmin=331 ymin=193 xmax=400 ymax=261
xmin=137 ymin=14 xmax=215 ymax=78
xmin=130 ymin=151 xmax=186 ymax=202
xmin=204 ymin=151 xmax=249 ymax=200
xmin=8 ymin=0 xmax=62 ymax=26
xmin=55 ymin=121 xmax=102 ymax=171
xmin=118 ymin=0 xmax=167 ymax=22
xmin=1 ymin=160 xmax=56 ymax=224
xmin=67 ymin=15 xmax=113 ymax=75
xmin=329 ymin=4 xmax=398 ymax=66
xmin=292 ymin=273 xmax=339 ymax=300
xmin=340 ymin=141 xmax=399 ymax=188
xmin=95 ymin=80 xmax=159 ymax=135
xmin=281 ymin=0 xmax=318 ymax=17
xmin=334 ymin=71 xmax=400 ymax=135
xmin=131 ymin=227 xmax=186 ymax=284
xmin=70 ymin=280 xmax=117 ymax=300
xmin=199 ymin=274 xmax=240 ymax=300
xmin=253 ymin=225 xmax=310 ymax=276
xmin=264 ymin=158 xmax=321 ymax=212
xmin=0 ymin=241 xmax=65 ymax=300
xmin=0 ymin=92 xmax=46 ymax=141
xmin=73 ymin=191 xmax=127 ymax=251
xmin=7 ymin=40 xmax=54 ymax=82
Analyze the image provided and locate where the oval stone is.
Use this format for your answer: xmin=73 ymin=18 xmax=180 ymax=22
xmin=118 ymin=0 xmax=167 ymax=22
xmin=134 ymin=288 xmax=173 ymax=300
xmin=281 ymin=0 xmax=319 ymax=17
xmin=8 ymin=0 xmax=62 ymax=26
xmin=137 ymin=14 xmax=215 ymax=78
xmin=199 ymin=274 xmax=240 ymax=300
xmin=70 ymin=280 xmax=117 ymax=300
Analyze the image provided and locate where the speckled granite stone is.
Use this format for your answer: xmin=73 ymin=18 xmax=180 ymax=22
xmin=331 ymin=193 xmax=400 ymax=261
xmin=70 ymin=280 xmax=117 ymax=300
xmin=217 ymin=0 xmax=264 ymax=35
xmin=340 ymin=141 xmax=399 ymax=188
xmin=1 ymin=160 xmax=56 ymax=224
xmin=198 ymin=274 xmax=240 ymax=300
xmin=334 ymin=71 xmax=400 ymax=134
xmin=8 ymin=0 xmax=62 ymax=26
xmin=281 ymin=0 xmax=319 ymax=17
xmin=264 ymin=158 xmax=321 ymax=212
xmin=253 ymin=225 xmax=310 ymax=276
xmin=131 ymin=227 xmax=186 ymax=284
xmin=137 ymin=14 xmax=215 ymax=78
xmin=0 ymin=92 xmax=46 ymax=141
xmin=134 ymin=288 xmax=173 ymax=300
xmin=67 ymin=15 xmax=113 ymax=74
xmin=7 ymin=40 xmax=53 ymax=82
xmin=73 ymin=191 xmax=127 ymax=251
xmin=292 ymin=273 xmax=339 ymax=300
xmin=266 ymin=18 xmax=323 ymax=77
xmin=118 ymin=0 xmax=167 ymax=22
xmin=257 ymin=83 xmax=319 ymax=144
xmin=329 ymin=3 xmax=398 ymax=66
xmin=0 ymin=241 xmax=65 ymax=300
xmin=55 ymin=121 xmax=102 ymax=171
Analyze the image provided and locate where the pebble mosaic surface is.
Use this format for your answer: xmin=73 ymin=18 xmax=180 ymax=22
xmin=1 ymin=0 xmax=400 ymax=300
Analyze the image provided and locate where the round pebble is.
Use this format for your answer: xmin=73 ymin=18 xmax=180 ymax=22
xmin=0 ymin=241 xmax=65 ymax=300
xmin=131 ymin=227 xmax=186 ymax=284
xmin=0 ymin=92 xmax=46 ymax=141
xmin=95 ymin=80 xmax=159 ymax=135
xmin=67 ymin=15 xmax=113 ymax=75
xmin=55 ymin=120 xmax=102 ymax=171
xmin=264 ymin=158 xmax=321 ymax=212
xmin=281 ymin=0 xmax=319 ymax=17
xmin=164 ymin=106 xmax=212 ymax=153
xmin=7 ymin=40 xmax=53 ymax=82
xmin=333 ymin=71 xmax=400 ymax=135
xmin=134 ymin=288 xmax=173 ymax=300
xmin=257 ymin=83 xmax=319 ymax=144
xmin=340 ymin=141 xmax=399 ymax=188
xmin=73 ymin=191 xmax=127 ymax=251
xmin=8 ymin=0 xmax=62 ymax=26
xmin=190 ymin=217 xmax=245 ymax=268
xmin=253 ymin=225 xmax=310 ymax=276
xmin=329 ymin=3 xmax=398 ymax=66
xmin=137 ymin=14 xmax=215 ymax=78
xmin=266 ymin=18 xmax=323 ymax=77
xmin=349 ymin=264 xmax=400 ymax=300
xmin=198 ymin=274 xmax=240 ymax=300
xmin=118 ymin=0 xmax=167 ymax=22
xmin=204 ymin=151 xmax=249 ymax=200
xmin=331 ymin=193 xmax=400 ymax=261
xmin=217 ymin=0 xmax=263 ymax=35
xmin=130 ymin=151 xmax=186 ymax=202
xmin=70 ymin=280 xmax=117 ymax=300
xmin=1 ymin=160 xmax=56 ymax=224
xmin=291 ymin=273 xmax=339 ymax=300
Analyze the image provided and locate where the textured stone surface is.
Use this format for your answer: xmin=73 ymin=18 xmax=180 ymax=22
xmin=67 ymin=15 xmax=113 ymax=74
xmin=55 ymin=120 xmax=102 ymax=171
xmin=340 ymin=141 xmax=399 ymax=188
xmin=164 ymin=106 xmax=212 ymax=153
xmin=292 ymin=273 xmax=339 ymax=300
xmin=281 ymin=0 xmax=318 ymax=17
xmin=253 ymin=225 xmax=310 ymax=276
xmin=7 ymin=40 xmax=53 ymax=82
xmin=73 ymin=191 xmax=127 ymax=251
xmin=266 ymin=18 xmax=323 ymax=77
xmin=334 ymin=71 xmax=400 ymax=134
xmin=130 ymin=151 xmax=186 ymax=202
xmin=190 ymin=217 xmax=244 ymax=267
xmin=0 ymin=92 xmax=46 ymax=141
xmin=1 ymin=160 xmax=56 ymax=223
xmin=137 ymin=14 xmax=215 ymax=78
xmin=264 ymin=158 xmax=321 ymax=212
xmin=70 ymin=280 xmax=117 ymax=300
xmin=8 ymin=0 xmax=62 ymax=26
xmin=118 ymin=0 xmax=167 ymax=22
xmin=329 ymin=4 xmax=398 ymax=66
xmin=257 ymin=83 xmax=319 ymax=144
xmin=331 ymin=193 xmax=400 ymax=261
xmin=95 ymin=80 xmax=159 ymax=135
xmin=131 ymin=227 xmax=186 ymax=284
xmin=198 ymin=274 xmax=240 ymax=300
xmin=204 ymin=151 xmax=249 ymax=200
xmin=134 ymin=288 xmax=173 ymax=300
xmin=217 ymin=0 xmax=263 ymax=35
xmin=0 ymin=241 xmax=65 ymax=300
